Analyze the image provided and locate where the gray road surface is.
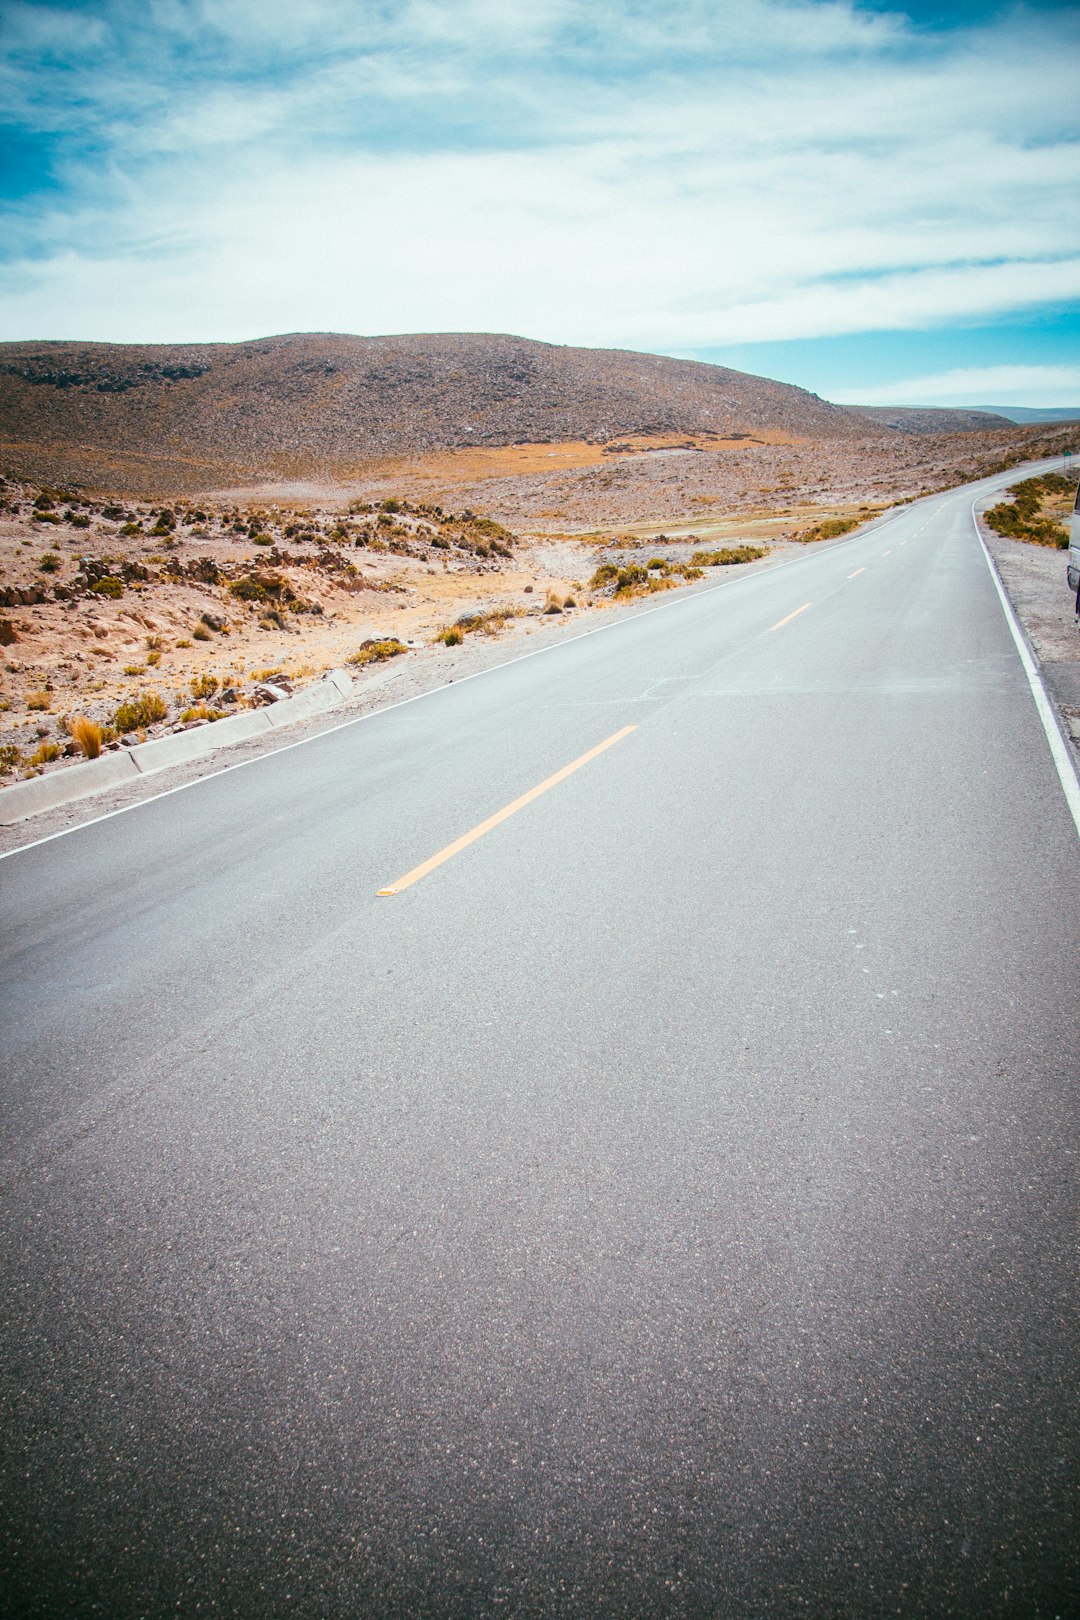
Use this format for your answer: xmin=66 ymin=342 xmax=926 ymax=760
xmin=1 ymin=472 xmax=1077 ymax=1617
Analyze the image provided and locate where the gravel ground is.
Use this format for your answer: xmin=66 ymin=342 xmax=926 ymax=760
xmin=982 ymin=524 xmax=1080 ymax=762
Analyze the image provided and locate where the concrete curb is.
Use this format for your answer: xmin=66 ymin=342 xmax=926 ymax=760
xmin=128 ymin=708 xmax=275 ymax=773
xmin=0 ymin=750 xmax=141 ymax=823
xmin=0 ymin=669 xmax=357 ymax=824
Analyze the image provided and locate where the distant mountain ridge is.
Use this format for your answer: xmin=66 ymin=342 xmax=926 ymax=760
xmin=842 ymin=404 xmax=1013 ymax=434
xmin=0 ymin=330 xmax=878 ymax=493
xmin=975 ymin=406 xmax=1080 ymax=424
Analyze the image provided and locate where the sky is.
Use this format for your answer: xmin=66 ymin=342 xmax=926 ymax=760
xmin=1 ymin=0 xmax=1079 ymax=407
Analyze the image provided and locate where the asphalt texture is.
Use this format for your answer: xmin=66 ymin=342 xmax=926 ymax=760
xmin=1 ymin=471 xmax=1077 ymax=1618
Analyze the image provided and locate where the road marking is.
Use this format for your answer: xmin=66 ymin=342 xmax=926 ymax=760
xmin=376 ymin=724 xmax=637 ymax=895
xmin=769 ymin=602 xmax=812 ymax=632
xmin=1 ymin=460 xmax=1063 ymax=863
xmin=882 ymin=549 xmax=892 ymax=556
xmin=847 ymin=568 xmax=866 ymax=579
xmin=972 ymin=501 xmax=1080 ymax=839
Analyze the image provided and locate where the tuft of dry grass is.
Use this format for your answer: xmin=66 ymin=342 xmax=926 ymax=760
xmin=26 ymin=690 xmax=51 ymax=711
xmin=69 ymin=716 xmax=104 ymax=758
xmin=690 ymin=544 xmax=768 ymax=567
xmin=179 ymin=703 xmax=224 ymax=723
xmin=113 ymin=691 xmax=167 ymax=731
xmin=347 ymin=638 xmax=408 ymax=667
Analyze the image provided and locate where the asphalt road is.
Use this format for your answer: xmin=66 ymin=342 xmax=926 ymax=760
xmin=1 ymin=470 xmax=1077 ymax=1618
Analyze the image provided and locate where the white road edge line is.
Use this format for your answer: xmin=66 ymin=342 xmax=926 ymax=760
xmin=972 ymin=497 xmax=1080 ymax=839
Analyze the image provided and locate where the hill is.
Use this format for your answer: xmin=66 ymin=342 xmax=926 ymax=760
xmin=842 ymin=405 xmax=1012 ymax=434
xmin=0 ymin=331 xmax=870 ymax=495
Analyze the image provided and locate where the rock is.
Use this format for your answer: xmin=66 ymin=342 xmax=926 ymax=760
xmin=200 ymin=611 xmax=225 ymax=631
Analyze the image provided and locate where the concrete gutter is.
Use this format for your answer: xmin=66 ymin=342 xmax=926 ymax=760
xmin=0 ymin=668 xmax=357 ymax=824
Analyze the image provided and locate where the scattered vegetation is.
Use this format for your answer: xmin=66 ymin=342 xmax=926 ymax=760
xmin=690 ymin=545 xmax=768 ymax=567
xmin=589 ymin=559 xmax=702 ymax=598
xmin=435 ymin=608 xmax=517 ymax=643
xmin=179 ymin=703 xmax=224 ymax=723
xmin=983 ymin=473 xmax=1075 ymax=548
xmin=190 ymin=673 xmax=220 ymax=699
xmin=113 ymin=691 xmax=167 ymax=731
xmin=26 ymin=690 xmax=51 ymax=711
xmin=796 ymin=516 xmax=862 ymax=544
xmin=90 ymin=575 xmax=124 ymax=598
xmin=347 ymin=638 xmax=408 ymax=667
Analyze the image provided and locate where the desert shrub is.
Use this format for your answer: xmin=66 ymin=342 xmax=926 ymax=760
xmin=229 ymin=576 xmax=267 ymax=602
xmin=26 ymin=690 xmax=51 ymax=711
xmin=190 ymin=673 xmax=220 ymax=699
xmin=690 ymin=545 xmax=767 ymax=566
xmin=67 ymin=513 xmax=91 ymax=529
xmin=30 ymin=741 xmax=61 ymax=766
xmin=113 ymin=691 xmax=167 ymax=730
xmin=437 ymin=626 xmax=464 ymax=646
xmin=123 ymin=663 xmax=147 ymax=676
xmin=347 ymin=638 xmax=408 ymax=667
xmin=38 ymin=552 xmax=61 ymax=573
xmin=544 ymin=591 xmax=565 ymax=614
xmin=175 ymin=637 xmax=192 ymax=648
xmin=145 ymin=635 xmax=163 ymax=650
xmin=32 ymin=493 xmax=54 ymax=511
xmin=179 ymin=703 xmax=223 ymax=723
xmin=192 ymin=624 xmax=211 ymax=641
xmin=983 ymin=475 xmax=1072 ymax=547
xmin=31 ymin=510 xmax=61 ymax=524
xmin=797 ymin=517 xmax=860 ymax=544
xmin=0 ymin=744 xmax=23 ymax=772
xmin=69 ymin=716 xmax=103 ymax=758
xmin=146 ymin=650 xmax=161 ymax=666
xmin=90 ymin=576 xmax=124 ymax=598
xmin=120 ymin=522 xmax=142 ymax=536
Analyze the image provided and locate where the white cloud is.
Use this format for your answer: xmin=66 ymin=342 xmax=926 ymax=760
xmin=0 ymin=0 xmax=1078 ymax=348
xmin=844 ymin=363 xmax=1080 ymax=407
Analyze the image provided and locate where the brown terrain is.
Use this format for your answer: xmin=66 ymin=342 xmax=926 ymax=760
xmin=1 ymin=330 xmax=1078 ymax=793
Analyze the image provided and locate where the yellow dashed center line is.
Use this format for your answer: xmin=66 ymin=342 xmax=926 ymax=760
xmin=377 ymin=724 xmax=638 ymax=895
xmin=769 ymin=602 xmax=813 ymax=633
xmin=882 ymin=549 xmax=892 ymax=556
xmin=848 ymin=567 xmax=866 ymax=579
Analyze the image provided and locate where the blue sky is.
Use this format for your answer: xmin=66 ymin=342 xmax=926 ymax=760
xmin=1 ymin=0 xmax=1079 ymax=405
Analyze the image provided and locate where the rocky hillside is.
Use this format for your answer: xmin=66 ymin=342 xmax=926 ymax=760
xmin=0 ymin=331 xmax=872 ymax=494
xmin=843 ymin=405 xmax=1012 ymax=434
